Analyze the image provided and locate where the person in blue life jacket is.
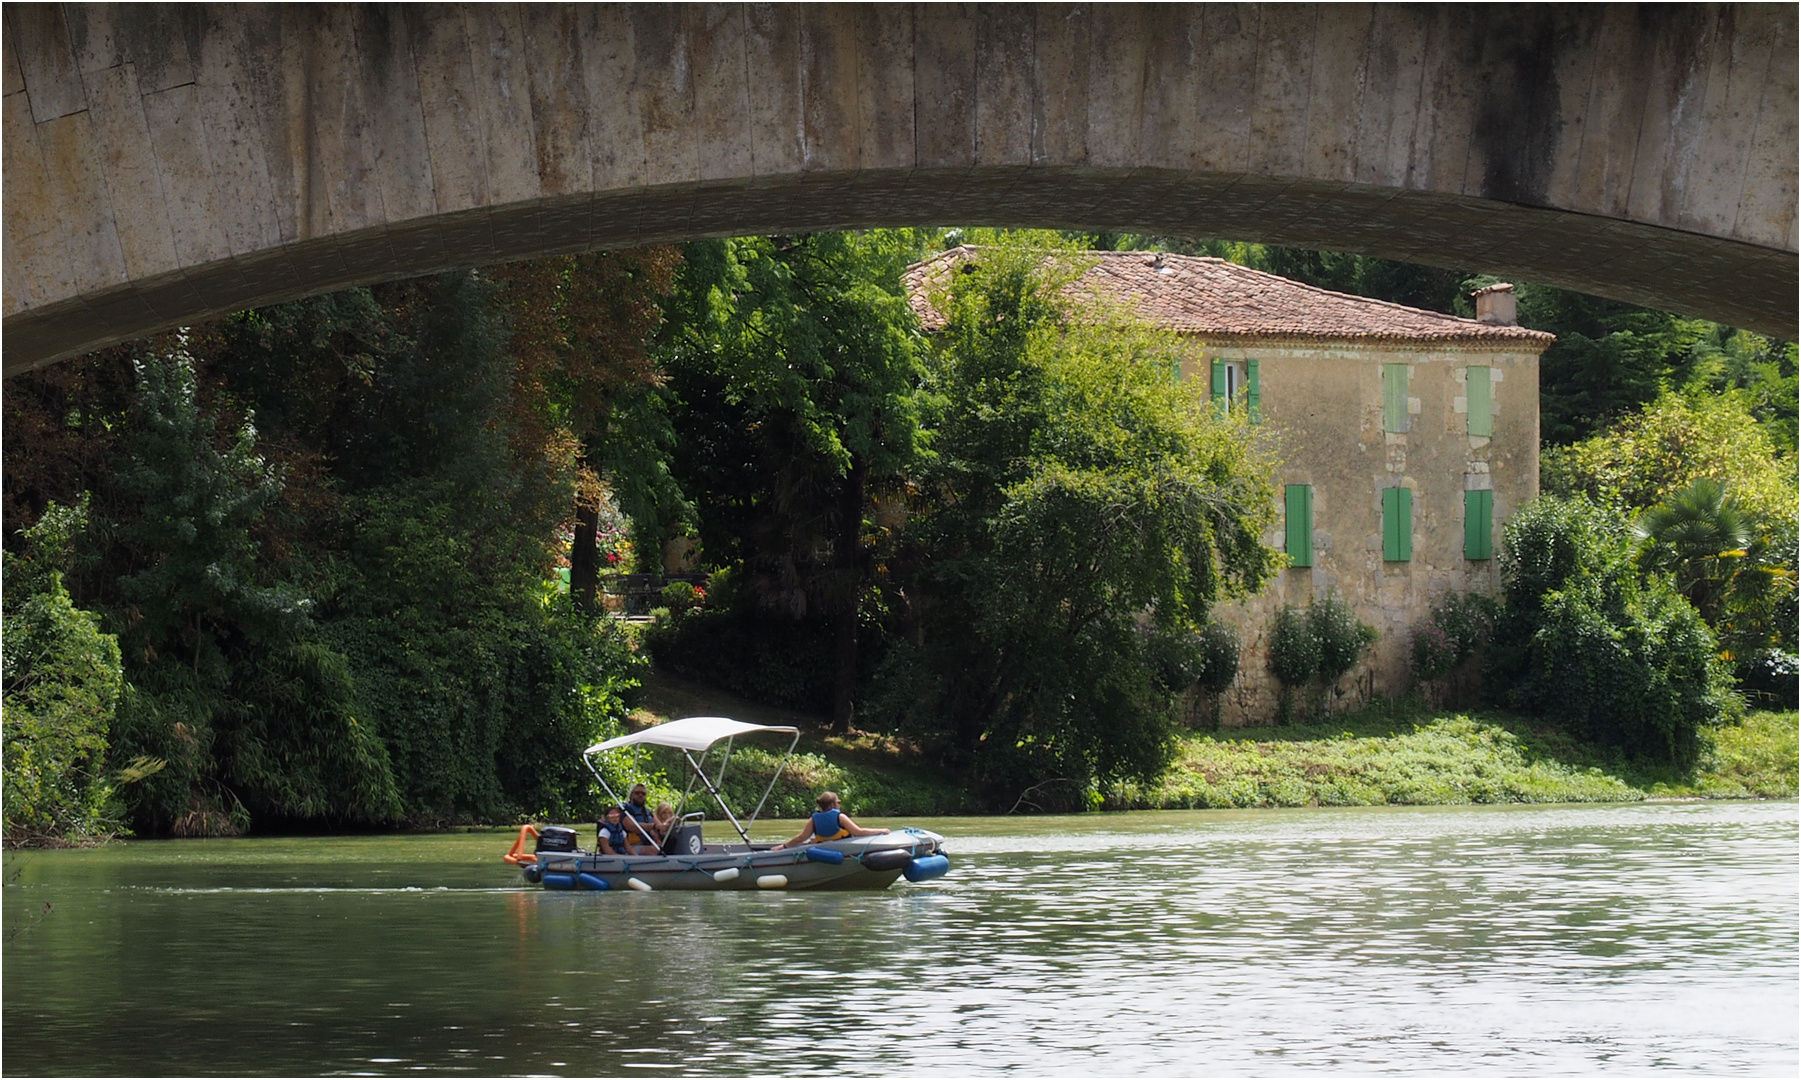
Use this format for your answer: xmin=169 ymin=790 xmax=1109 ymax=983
xmin=620 ymin=783 xmax=663 ymax=853
xmin=597 ymin=805 xmax=635 ymax=855
xmin=774 ymin=791 xmax=889 ymax=849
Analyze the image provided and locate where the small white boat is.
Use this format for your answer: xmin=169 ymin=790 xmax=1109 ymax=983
xmin=503 ymin=716 xmax=950 ymax=892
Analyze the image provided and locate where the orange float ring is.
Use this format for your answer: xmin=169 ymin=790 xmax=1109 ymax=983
xmin=502 ymin=823 xmax=541 ymax=865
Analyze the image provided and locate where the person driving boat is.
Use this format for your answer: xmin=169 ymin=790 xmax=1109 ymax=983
xmin=775 ymin=791 xmax=889 ymax=849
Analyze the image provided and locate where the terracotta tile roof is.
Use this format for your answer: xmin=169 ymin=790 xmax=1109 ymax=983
xmin=903 ymin=246 xmax=1555 ymax=348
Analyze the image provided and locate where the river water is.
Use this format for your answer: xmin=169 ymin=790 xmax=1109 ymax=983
xmin=4 ymin=801 xmax=1795 ymax=1076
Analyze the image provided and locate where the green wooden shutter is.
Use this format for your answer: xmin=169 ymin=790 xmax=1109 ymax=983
xmin=1285 ymin=484 xmax=1313 ymax=567
xmin=1383 ymin=487 xmax=1412 ymax=561
xmin=1246 ymin=358 xmax=1261 ymax=424
xmin=1466 ymin=366 xmax=1492 ymax=437
xmin=1464 ymin=489 xmax=1493 ymax=559
xmin=1210 ymin=359 xmax=1227 ymax=418
xmin=1383 ymin=363 xmax=1409 ymax=432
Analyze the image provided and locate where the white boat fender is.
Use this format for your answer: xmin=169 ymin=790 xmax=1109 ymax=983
xmin=804 ymin=846 xmax=845 ymax=864
xmin=859 ymin=849 xmax=911 ymax=872
xmin=902 ymin=853 xmax=951 ymax=883
xmin=542 ymin=872 xmax=577 ymax=890
xmin=712 ymin=867 xmax=741 ymax=883
xmin=756 ymin=874 xmax=789 ymax=889
xmin=576 ymin=873 xmax=609 ymax=891
xmin=626 ymin=877 xmax=653 ymax=892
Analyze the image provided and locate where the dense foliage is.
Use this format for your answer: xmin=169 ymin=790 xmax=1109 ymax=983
xmin=1541 ymin=389 xmax=1797 ymax=697
xmin=1267 ymin=596 xmax=1379 ymax=720
xmin=651 ymin=233 xmax=927 ymax=728
xmin=867 ymin=236 xmax=1282 ymax=807
xmin=3 ymin=262 xmax=667 ymax=838
xmin=2 ymin=500 xmax=125 ymax=844
xmin=1488 ymin=497 xmax=1739 ymax=766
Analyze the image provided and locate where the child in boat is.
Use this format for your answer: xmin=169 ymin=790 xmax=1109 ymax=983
xmin=597 ymin=806 xmax=633 ymax=855
xmin=653 ymin=802 xmax=677 ymax=844
xmin=775 ymin=791 xmax=889 ymax=849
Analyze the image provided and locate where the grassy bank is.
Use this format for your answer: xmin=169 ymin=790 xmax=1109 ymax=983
xmin=630 ymin=668 xmax=1797 ymax=817
xmin=1107 ymin=703 xmax=1798 ymax=810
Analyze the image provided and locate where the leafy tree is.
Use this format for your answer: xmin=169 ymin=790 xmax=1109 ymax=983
xmin=2 ymin=499 xmax=125 ymax=845
xmin=96 ymin=344 xmax=400 ymax=835
xmin=3 ymin=261 xmax=662 ymax=834
xmin=871 ymin=236 xmax=1282 ymax=805
xmin=657 ymin=232 xmax=928 ymax=728
xmin=1684 ymin=326 xmax=1799 ymax=450
xmin=487 ymin=249 xmax=686 ymax=606
xmin=1541 ymin=390 xmax=1797 ymax=673
xmin=1490 ymin=496 xmax=1739 ymax=766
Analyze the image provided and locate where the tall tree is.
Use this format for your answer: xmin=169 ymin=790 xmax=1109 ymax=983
xmin=873 ymin=236 xmax=1282 ymax=805
xmin=660 ymin=232 xmax=927 ymax=728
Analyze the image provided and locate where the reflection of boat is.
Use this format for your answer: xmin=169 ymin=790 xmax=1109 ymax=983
xmin=503 ymin=716 xmax=950 ymax=892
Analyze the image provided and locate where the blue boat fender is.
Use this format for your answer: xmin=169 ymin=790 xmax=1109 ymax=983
xmin=542 ymin=872 xmax=577 ymax=890
xmin=576 ymin=872 xmax=609 ymax=891
xmin=804 ymin=846 xmax=845 ymax=864
xmin=903 ymin=853 xmax=950 ymax=882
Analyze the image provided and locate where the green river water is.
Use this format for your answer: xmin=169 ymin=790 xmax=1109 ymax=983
xmin=3 ymin=801 xmax=1796 ymax=1076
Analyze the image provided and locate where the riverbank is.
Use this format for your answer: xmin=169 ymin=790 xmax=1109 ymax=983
xmin=633 ymin=668 xmax=1798 ymax=816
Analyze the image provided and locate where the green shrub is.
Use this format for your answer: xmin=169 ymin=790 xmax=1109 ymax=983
xmin=1268 ymin=597 xmax=1378 ymax=720
xmin=1268 ymin=604 xmax=1320 ymax=688
xmin=1194 ymin=620 xmax=1241 ymax=696
xmin=1312 ymin=594 xmax=1379 ymax=684
xmin=660 ymin=580 xmax=700 ymax=618
xmin=1410 ymin=593 xmax=1496 ymax=683
xmin=2 ymin=499 xmax=126 ymax=845
xmin=1495 ymin=496 xmax=1740 ymax=766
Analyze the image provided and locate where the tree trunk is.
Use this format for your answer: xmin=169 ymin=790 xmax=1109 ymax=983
xmin=830 ymin=460 xmax=867 ymax=732
xmin=571 ymin=502 xmax=600 ymax=614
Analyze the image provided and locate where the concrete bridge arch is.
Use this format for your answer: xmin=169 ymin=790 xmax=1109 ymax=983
xmin=3 ymin=2 xmax=1795 ymax=374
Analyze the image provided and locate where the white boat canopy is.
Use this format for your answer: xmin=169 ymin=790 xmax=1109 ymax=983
xmin=586 ymin=716 xmax=800 ymax=755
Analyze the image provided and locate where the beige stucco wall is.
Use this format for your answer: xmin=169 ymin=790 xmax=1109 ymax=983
xmin=1179 ymin=340 xmax=1542 ymax=726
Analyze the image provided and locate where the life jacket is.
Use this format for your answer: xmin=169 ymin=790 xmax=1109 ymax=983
xmin=811 ymin=808 xmax=850 ymax=842
xmin=622 ymin=801 xmax=654 ymax=846
xmin=599 ymin=817 xmax=630 ymax=854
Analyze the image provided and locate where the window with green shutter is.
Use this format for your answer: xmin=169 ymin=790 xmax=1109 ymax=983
xmin=1383 ymin=363 xmax=1409 ymax=433
xmin=1466 ymin=366 xmax=1492 ymax=437
xmin=1284 ymin=484 xmax=1313 ymax=567
xmin=1382 ymin=487 xmax=1412 ymax=561
xmin=1464 ymin=489 xmax=1493 ymax=559
xmin=1245 ymin=358 xmax=1261 ymax=424
xmin=1211 ymin=359 xmax=1228 ymax=418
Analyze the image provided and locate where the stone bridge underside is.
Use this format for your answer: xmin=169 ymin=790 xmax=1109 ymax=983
xmin=3 ymin=3 xmax=1796 ymax=374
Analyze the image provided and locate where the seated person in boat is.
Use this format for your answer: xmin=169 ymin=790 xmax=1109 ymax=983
xmin=775 ymin=791 xmax=889 ymax=849
xmin=653 ymin=801 xmax=677 ymax=842
xmin=622 ymin=783 xmax=663 ymax=850
xmin=598 ymin=805 xmax=659 ymax=856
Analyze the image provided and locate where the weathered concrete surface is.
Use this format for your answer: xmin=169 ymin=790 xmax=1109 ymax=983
xmin=3 ymin=3 xmax=1795 ymax=374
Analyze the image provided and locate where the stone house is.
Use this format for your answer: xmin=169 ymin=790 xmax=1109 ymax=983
xmin=905 ymin=248 xmax=1555 ymax=725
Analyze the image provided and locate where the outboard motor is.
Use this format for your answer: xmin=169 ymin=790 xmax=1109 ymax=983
xmin=535 ymin=825 xmax=579 ymax=854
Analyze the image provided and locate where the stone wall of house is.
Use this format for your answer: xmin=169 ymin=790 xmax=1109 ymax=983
xmin=1179 ymin=340 xmax=1542 ymax=727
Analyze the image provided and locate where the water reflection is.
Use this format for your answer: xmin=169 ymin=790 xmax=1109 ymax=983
xmin=4 ymin=802 xmax=1795 ymax=1075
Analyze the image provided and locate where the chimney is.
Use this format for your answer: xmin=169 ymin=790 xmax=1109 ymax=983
xmin=1473 ymin=283 xmax=1517 ymax=326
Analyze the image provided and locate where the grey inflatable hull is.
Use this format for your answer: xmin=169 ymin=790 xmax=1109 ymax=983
xmin=527 ymin=828 xmax=948 ymax=892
